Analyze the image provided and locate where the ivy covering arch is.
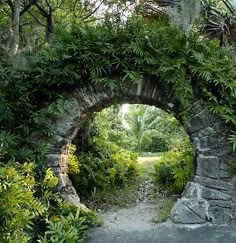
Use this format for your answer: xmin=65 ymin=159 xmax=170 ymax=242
xmin=1 ymin=17 xmax=236 ymax=225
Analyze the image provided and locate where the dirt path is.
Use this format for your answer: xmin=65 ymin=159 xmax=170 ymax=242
xmin=84 ymin=177 xmax=167 ymax=242
xmin=84 ymin=158 xmax=175 ymax=240
xmin=83 ymin=158 xmax=236 ymax=243
xmin=83 ymin=180 xmax=236 ymax=243
xmin=98 ymin=202 xmax=160 ymax=231
xmin=95 ymin=165 xmax=168 ymax=231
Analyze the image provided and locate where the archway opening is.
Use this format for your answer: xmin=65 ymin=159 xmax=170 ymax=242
xmin=45 ymin=80 xmax=235 ymax=226
xmin=66 ymin=103 xmax=194 ymax=224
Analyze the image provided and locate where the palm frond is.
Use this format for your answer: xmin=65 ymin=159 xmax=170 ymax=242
xmin=201 ymin=0 xmax=236 ymax=46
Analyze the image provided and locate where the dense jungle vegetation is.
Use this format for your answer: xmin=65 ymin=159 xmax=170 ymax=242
xmin=1 ymin=0 xmax=236 ymax=242
xmin=69 ymin=105 xmax=193 ymax=201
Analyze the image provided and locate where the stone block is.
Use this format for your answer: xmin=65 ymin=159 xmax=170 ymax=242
xmin=50 ymin=167 xmax=60 ymax=175
xmin=196 ymin=156 xmax=220 ymax=179
xmin=187 ymin=110 xmax=211 ymax=134
xmin=208 ymin=200 xmax=231 ymax=208
xmin=194 ymin=176 xmax=233 ymax=192
xmin=219 ymin=169 xmax=231 ymax=179
xmin=45 ymin=153 xmax=60 ymax=167
xmin=57 ymin=173 xmax=72 ymax=191
xmin=232 ymin=193 xmax=236 ymax=203
xmin=64 ymin=98 xmax=80 ymax=116
xmin=45 ymin=146 xmax=62 ymax=154
xmin=220 ymin=161 xmax=229 ymax=171
xmin=50 ymin=135 xmax=69 ymax=149
xmin=231 ymin=198 xmax=236 ymax=220
xmin=182 ymin=182 xmax=201 ymax=199
xmin=202 ymin=187 xmax=231 ymax=200
xmin=60 ymin=192 xmax=81 ymax=207
xmin=55 ymin=122 xmax=71 ymax=137
xmin=191 ymin=127 xmax=217 ymax=139
xmin=199 ymin=147 xmax=233 ymax=158
xmin=171 ymin=198 xmax=208 ymax=224
xmin=192 ymin=137 xmax=200 ymax=153
xmin=199 ymin=136 xmax=218 ymax=150
xmin=209 ymin=206 xmax=231 ymax=224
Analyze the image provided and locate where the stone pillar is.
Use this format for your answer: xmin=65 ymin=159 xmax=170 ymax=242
xmin=45 ymin=98 xmax=83 ymax=207
xmin=171 ymin=101 xmax=236 ymax=225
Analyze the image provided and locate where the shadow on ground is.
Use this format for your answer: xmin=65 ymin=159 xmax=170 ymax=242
xmin=84 ymin=221 xmax=236 ymax=243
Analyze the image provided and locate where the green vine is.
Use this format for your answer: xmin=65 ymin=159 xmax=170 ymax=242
xmin=0 ymin=14 xmax=236 ymax=243
xmin=1 ymin=16 xmax=236 ymax=161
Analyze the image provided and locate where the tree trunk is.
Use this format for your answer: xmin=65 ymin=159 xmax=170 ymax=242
xmin=45 ymin=11 xmax=53 ymax=42
xmin=9 ymin=0 xmax=22 ymax=56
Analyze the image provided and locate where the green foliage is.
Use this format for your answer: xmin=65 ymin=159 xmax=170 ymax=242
xmin=39 ymin=16 xmax=236 ymax=145
xmin=89 ymin=106 xmax=136 ymax=151
xmin=1 ymin=16 xmax=236 ymax=164
xmin=201 ymin=0 xmax=236 ymax=47
xmin=0 ymin=158 xmax=95 ymax=243
xmin=124 ymin=105 xmax=188 ymax=153
xmin=68 ymin=144 xmax=80 ymax=175
xmin=0 ymin=162 xmax=46 ymax=242
xmin=39 ymin=208 xmax=95 ymax=243
xmin=229 ymin=133 xmax=236 ymax=151
xmin=70 ymin=139 xmax=139 ymax=196
xmin=1 ymin=13 xmax=236 ymax=243
xmin=69 ymin=105 xmax=139 ymax=196
xmin=153 ymin=139 xmax=193 ymax=193
xmin=152 ymin=197 xmax=175 ymax=223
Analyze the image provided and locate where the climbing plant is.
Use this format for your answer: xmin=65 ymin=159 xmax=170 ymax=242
xmin=1 ymin=16 xmax=236 ymax=160
xmin=1 ymin=14 xmax=236 ymax=242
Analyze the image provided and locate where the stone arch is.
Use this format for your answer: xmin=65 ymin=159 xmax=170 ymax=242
xmin=44 ymin=78 xmax=235 ymax=225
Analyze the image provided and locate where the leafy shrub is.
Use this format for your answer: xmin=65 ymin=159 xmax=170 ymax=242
xmin=153 ymin=139 xmax=193 ymax=194
xmin=0 ymin=160 xmax=96 ymax=242
xmin=0 ymin=162 xmax=46 ymax=242
xmin=69 ymin=140 xmax=139 ymax=196
xmin=142 ymin=133 xmax=169 ymax=152
xmin=68 ymin=144 xmax=80 ymax=175
xmin=108 ymin=148 xmax=138 ymax=186
xmin=39 ymin=206 xmax=96 ymax=243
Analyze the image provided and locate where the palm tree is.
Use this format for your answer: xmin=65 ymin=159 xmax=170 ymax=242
xmin=201 ymin=0 xmax=236 ymax=46
xmin=125 ymin=105 xmax=163 ymax=154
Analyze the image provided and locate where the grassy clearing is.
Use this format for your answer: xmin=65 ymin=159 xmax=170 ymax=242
xmin=138 ymin=154 xmax=162 ymax=175
xmin=140 ymin=152 xmax=163 ymax=157
xmin=138 ymin=154 xmax=162 ymax=163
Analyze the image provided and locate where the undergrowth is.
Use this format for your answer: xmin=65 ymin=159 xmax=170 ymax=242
xmin=1 ymin=14 xmax=236 ymax=242
xmin=0 ymin=159 xmax=96 ymax=242
xmin=152 ymin=139 xmax=193 ymax=194
xmin=152 ymin=197 xmax=176 ymax=223
xmin=69 ymin=140 xmax=139 ymax=198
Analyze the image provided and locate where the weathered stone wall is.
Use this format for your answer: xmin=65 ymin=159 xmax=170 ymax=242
xmin=44 ymin=79 xmax=236 ymax=225
xmin=171 ymin=101 xmax=236 ymax=225
xmin=167 ymin=0 xmax=201 ymax=32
